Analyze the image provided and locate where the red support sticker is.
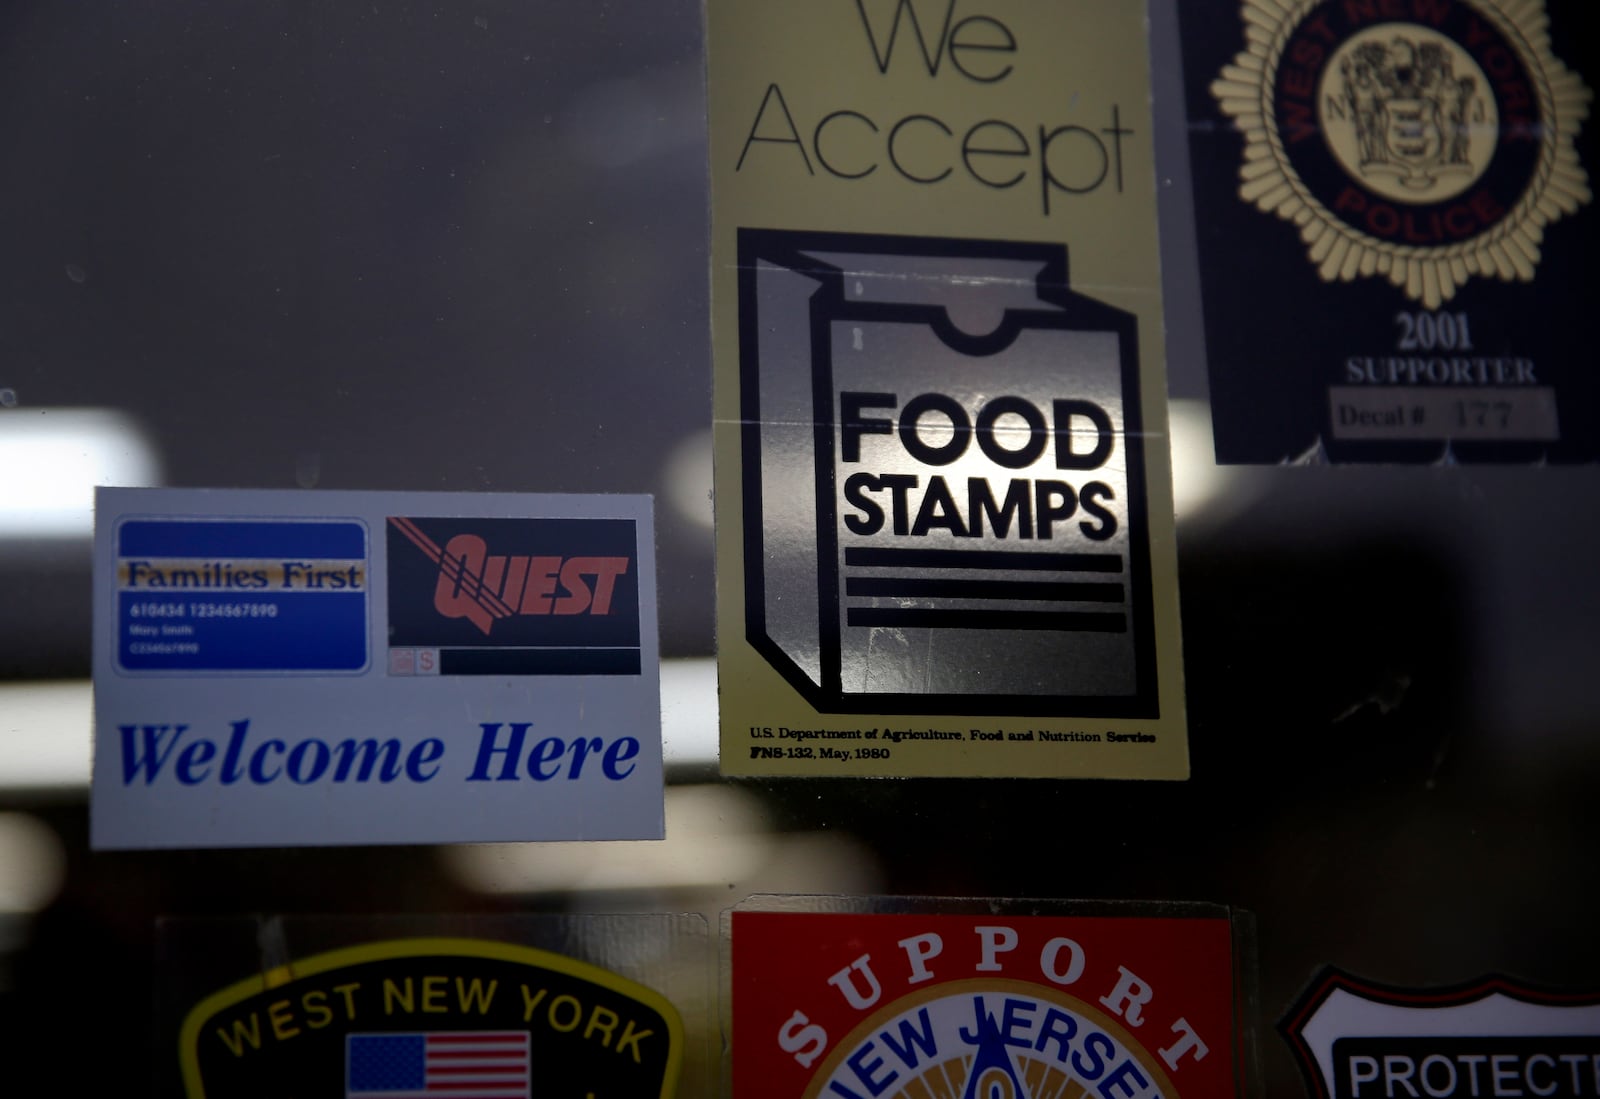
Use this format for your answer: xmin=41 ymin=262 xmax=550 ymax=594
xmin=731 ymin=906 xmax=1243 ymax=1098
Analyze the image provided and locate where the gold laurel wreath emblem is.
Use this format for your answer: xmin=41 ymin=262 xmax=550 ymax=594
xmin=1212 ymin=0 xmax=1591 ymax=308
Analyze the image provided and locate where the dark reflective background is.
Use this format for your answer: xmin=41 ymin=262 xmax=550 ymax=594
xmin=1 ymin=0 xmax=713 ymax=662
xmin=0 ymin=2 xmax=1596 ymax=1095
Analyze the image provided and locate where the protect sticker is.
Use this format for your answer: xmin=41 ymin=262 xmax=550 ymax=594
xmin=730 ymin=904 xmax=1244 ymax=1098
xmin=1282 ymin=967 xmax=1600 ymax=1099
xmin=710 ymin=0 xmax=1188 ymax=778
xmin=92 ymin=488 xmax=663 ymax=848
xmin=1179 ymin=0 xmax=1595 ymax=463
xmin=178 ymin=938 xmax=683 ymax=1099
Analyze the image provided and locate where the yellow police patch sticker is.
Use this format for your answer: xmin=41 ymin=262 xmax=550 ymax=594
xmin=178 ymin=938 xmax=683 ymax=1099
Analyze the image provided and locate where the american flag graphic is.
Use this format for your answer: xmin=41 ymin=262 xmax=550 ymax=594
xmin=346 ymin=1031 xmax=531 ymax=1098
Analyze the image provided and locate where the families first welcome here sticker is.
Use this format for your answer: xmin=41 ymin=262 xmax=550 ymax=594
xmin=92 ymin=488 xmax=662 ymax=849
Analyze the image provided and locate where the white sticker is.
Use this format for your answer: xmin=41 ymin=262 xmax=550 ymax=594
xmin=92 ymin=488 xmax=662 ymax=848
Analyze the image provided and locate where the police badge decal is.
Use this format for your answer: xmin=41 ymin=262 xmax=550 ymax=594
xmin=1179 ymin=0 xmax=1596 ymax=464
xmin=1212 ymin=0 xmax=1590 ymax=309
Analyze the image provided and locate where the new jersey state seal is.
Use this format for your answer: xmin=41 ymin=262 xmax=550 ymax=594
xmin=1212 ymin=0 xmax=1591 ymax=308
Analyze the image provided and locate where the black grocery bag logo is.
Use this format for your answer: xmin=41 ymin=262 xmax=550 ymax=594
xmin=738 ymin=229 xmax=1158 ymax=716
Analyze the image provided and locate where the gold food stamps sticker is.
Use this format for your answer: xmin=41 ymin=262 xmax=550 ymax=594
xmin=1213 ymin=0 xmax=1591 ymax=308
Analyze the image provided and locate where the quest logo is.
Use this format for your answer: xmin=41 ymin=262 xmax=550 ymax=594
xmin=385 ymin=516 xmax=641 ymax=677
